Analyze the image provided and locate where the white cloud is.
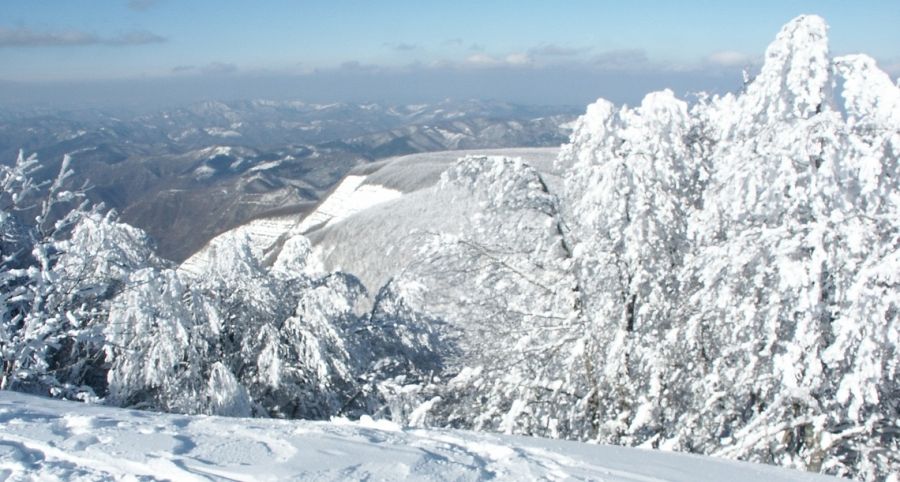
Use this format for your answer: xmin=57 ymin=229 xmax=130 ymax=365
xmin=706 ymin=51 xmax=756 ymax=67
xmin=504 ymin=53 xmax=532 ymax=65
xmin=464 ymin=52 xmax=532 ymax=67
xmin=528 ymin=44 xmax=588 ymax=57
xmin=0 ymin=27 xmax=166 ymax=48
xmin=465 ymin=53 xmax=501 ymax=66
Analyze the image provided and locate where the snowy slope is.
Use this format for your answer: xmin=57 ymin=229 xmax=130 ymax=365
xmin=302 ymin=147 xmax=561 ymax=291
xmin=0 ymin=391 xmax=843 ymax=482
xmin=305 ymin=179 xmax=476 ymax=292
xmin=303 ymin=155 xmax=563 ymax=296
xmin=293 ymin=175 xmax=403 ymax=233
xmin=178 ymin=177 xmax=401 ymax=277
xmin=179 ymin=147 xmax=560 ymax=279
xmin=356 ymin=147 xmax=561 ymax=193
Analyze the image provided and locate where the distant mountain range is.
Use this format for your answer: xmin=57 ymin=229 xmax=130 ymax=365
xmin=0 ymin=99 xmax=578 ymax=260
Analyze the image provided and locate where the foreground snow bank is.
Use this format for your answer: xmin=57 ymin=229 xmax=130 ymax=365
xmin=0 ymin=392 xmax=842 ymax=481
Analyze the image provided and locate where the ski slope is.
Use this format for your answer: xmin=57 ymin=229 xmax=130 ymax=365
xmin=293 ymin=175 xmax=403 ymax=233
xmin=0 ymin=391 xmax=843 ymax=481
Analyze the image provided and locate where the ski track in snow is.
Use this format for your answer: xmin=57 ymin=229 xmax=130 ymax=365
xmin=0 ymin=392 xmax=843 ymax=481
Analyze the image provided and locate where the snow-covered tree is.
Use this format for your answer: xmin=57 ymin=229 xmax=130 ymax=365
xmin=1 ymin=152 xmax=157 ymax=398
xmin=365 ymin=277 xmax=448 ymax=425
xmin=386 ymin=156 xmax=584 ymax=436
xmin=245 ymin=270 xmax=368 ymax=418
xmin=670 ymin=17 xmax=899 ymax=480
xmin=548 ymin=15 xmax=898 ymax=480
xmin=557 ymin=89 xmax=703 ymax=444
xmin=105 ymin=268 xmax=210 ymax=413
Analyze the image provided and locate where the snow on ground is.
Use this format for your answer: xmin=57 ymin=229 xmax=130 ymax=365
xmin=357 ymin=147 xmax=561 ymax=194
xmin=305 ymin=183 xmax=475 ymax=293
xmin=301 ymin=148 xmax=559 ymax=240
xmin=0 ymin=391 xmax=843 ymax=481
xmin=204 ymin=127 xmax=242 ymax=138
xmin=178 ymin=148 xmax=558 ymax=276
xmin=201 ymin=146 xmax=235 ymax=159
xmin=305 ymin=148 xmax=563 ymax=298
xmin=294 ymin=175 xmax=403 ymax=233
xmin=247 ymin=159 xmax=284 ymax=173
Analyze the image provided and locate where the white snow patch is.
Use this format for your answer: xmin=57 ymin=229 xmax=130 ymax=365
xmin=204 ymin=127 xmax=242 ymax=138
xmin=192 ymin=164 xmax=216 ymax=180
xmin=295 ymin=175 xmax=403 ymax=233
xmin=248 ymin=159 xmax=285 ymax=172
xmin=0 ymin=391 xmax=842 ymax=482
xmin=202 ymin=146 xmax=234 ymax=158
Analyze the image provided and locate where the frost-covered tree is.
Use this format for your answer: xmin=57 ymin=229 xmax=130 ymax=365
xmin=1 ymin=152 xmax=157 ymax=398
xmin=166 ymin=229 xmax=441 ymax=420
xmin=388 ymin=156 xmax=584 ymax=436
xmin=104 ymin=268 xmax=211 ymax=413
xmin=174 ymin=230 xmax=342 ymax=417
xmin=1 ymin=151 xmax=54 ymax=391
xmin=548 ymin=15 xmax=898 ymax=481
xmin=365 ymin=277 xmax=450 ymax=425
xmin=245 ymin=270 xmax=369 ymax=418
xmin=557 ymin=90 xmax=703 ymax=444
xmin=0 ymin=151 xmax=440 ymax=423
xmin=673 ymin=17 xmax=899 ymax=480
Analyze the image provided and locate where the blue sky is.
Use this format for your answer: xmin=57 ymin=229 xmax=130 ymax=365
xmin=1 ymin=1 xmax=897 ymax=107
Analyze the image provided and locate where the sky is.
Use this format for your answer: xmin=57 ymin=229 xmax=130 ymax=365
xmin=0 ymin=1 xmax=898 ymax=109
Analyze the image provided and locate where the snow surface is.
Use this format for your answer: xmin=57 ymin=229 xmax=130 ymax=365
xmin=357 ymin=147 xmax=561 ymax=193
xmin=305 ymin=179 xmax=478 ymax=293
xmin=178 ymin=148 xmax=560 ymax=279
xmin=294 ymin=175 xmax=403 ymax=233
xmin=304 ymin=149 xmax=562 ymax=296
xmin=200 ymin=146 xmax=236 ymax=159
xmin=0 ymin=391 xmax=843 ymax=481
xmin=204 ymin=127 xmax=242 ymax=138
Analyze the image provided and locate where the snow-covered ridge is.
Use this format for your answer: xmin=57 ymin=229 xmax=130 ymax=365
xmin=301 ymin=148 xmax=563 ymax=293
xmin=178 ymin=176 xmax=401 ymax=277
xmin=0 ymin=391 xmax=842 ymax=481
xmin=178 ymin=147 xmax=560 ymax=277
